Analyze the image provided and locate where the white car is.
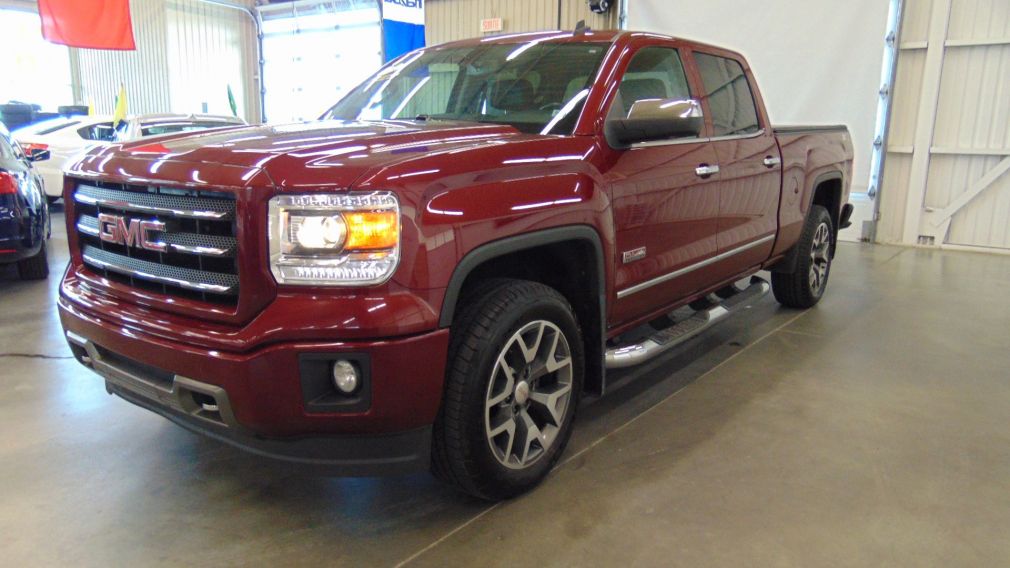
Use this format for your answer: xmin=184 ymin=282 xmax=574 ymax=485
xmin=13 ymin=113 xmax=246 ymax=201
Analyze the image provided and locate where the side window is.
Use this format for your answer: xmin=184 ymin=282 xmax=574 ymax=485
xmin=77 ymin=122 xmax=116 ymax=141
xmin=611 ymin=47 xmax=692 ymax=119
xmin=694 ymin=53 xmax=761 ymax=136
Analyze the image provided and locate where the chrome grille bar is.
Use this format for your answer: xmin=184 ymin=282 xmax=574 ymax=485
xmin=75 ymin=184 xmax=235 ymax=220
xmin=77 ymin=215 xmax=236 ymax=257
xmin=81 ymin=245 xmax=238 ymax=294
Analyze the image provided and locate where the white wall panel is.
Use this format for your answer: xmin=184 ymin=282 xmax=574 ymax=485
xmin=879 ymin=0 xmax=1010 ymax=250
xmin=933 ymin=45 xmax=1010 ymax=150
xmin=72 ymin=0 xmax=260 ymax=123
xmin=887 ymin=50 xmax=927 ymax=149
xmin=73 ymin=0 xmax=172 ymax=117
xmin=947 ymin=0 xmax=1010 ymax=41
xmin=902 ymin=0 xmax=935 ymax=43
xmin=878 ymin=154 xmax=912 ymax=244
xmin=947 ymin=159 xmax=1010 ymax=248
xmin=166 ymin=0 xmax=253 ymax=120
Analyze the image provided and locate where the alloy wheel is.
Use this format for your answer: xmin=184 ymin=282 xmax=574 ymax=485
xmin=809 ymin=221 xmax=831 ymax=296
xmin=484 ymin=320 xmax=574 ymax=470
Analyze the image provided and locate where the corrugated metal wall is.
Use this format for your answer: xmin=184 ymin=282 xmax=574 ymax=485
xmin=72 ymin=0 xmax=172 ymax=117
xmin=71 ymin=0 xmax=260 ymax=123
xmin=878 ymin=0 xmax=1010 ymax=250
xmin=424 ymin=0 xmax=618 ymax=45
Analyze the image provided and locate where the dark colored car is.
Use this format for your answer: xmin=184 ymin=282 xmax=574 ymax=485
xmin=59 ymin=30 xmax=853 ymax=499
xmin=0 ymin=124 xmax=50 ymax=280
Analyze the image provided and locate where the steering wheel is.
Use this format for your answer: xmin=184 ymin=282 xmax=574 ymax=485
xmin=539 ymin=102 xmax=563 ymax=112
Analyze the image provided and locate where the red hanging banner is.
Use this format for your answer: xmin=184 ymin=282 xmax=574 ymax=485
xmin=38 ymin=0 xmax=137 ymax=51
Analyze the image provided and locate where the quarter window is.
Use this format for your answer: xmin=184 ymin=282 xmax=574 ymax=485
xmin=694 ymin=53 xmax=761 ymax=136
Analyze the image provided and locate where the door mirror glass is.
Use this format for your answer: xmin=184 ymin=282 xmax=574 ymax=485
xmin=606 ymin=98 xmax=704 ymax=147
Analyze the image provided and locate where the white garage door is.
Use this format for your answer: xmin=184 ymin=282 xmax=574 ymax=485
xmin=258 ymin=0 xmax=382 ymax=124
xmin=878 ymin=0 xmax=1010 ymax=251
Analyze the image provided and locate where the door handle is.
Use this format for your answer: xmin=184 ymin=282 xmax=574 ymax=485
xmin=695 ymin=164 xmax=720 ymax=178
xmin=763 ymin=156 xmax=781 ymax=168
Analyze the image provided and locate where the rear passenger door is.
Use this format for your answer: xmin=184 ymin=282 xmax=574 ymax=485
xmin=693 ymin=51 xmax=780 ymax=274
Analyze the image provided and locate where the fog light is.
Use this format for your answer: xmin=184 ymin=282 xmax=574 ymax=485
xmin=332 ymin=360 xmax=359 ymax=394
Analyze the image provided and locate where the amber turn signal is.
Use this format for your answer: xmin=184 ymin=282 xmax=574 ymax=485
xmin=343 ymin=211 xmax=399 ymax=250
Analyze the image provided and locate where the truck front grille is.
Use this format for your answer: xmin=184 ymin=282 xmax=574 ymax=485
xmin=72 ymin=181 xmax=239 ymax=305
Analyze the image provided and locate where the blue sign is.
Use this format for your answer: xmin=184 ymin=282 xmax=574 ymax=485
xmin=382 ymin=0 xmax=425 ymax=62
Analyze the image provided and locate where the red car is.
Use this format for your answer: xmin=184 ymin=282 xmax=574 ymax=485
xmin=59 ymin=30 xmax=853 ymax=500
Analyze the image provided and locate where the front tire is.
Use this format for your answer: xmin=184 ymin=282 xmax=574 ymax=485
xmin=433 ymin=279 xmax=584 ymax=500
xmin=17 ymin=241 xmax=49 ymax=280
xmin=772 ymin=205 xmax=833 ymax=308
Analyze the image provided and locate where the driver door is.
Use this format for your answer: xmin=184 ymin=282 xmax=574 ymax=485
xmin=605 ymin=46 xmax=721 ymax=326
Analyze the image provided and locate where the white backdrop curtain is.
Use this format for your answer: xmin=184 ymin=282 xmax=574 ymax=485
xmin=629 ymin=0 xmax=890 ymax=196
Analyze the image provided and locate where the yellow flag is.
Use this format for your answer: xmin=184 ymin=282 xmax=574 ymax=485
xmin=87 ymin=98 xmax=94 ymax=116
xmin=113 ymin=83 xmax=128 ymax=127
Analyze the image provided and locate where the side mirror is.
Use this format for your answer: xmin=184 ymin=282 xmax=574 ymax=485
xmin=27 ymin=148 xmax=51 ymax=162
xmin=605 ymin=98 xmax=704 ymax=147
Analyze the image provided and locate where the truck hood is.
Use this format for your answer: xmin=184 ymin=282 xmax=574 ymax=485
xmin=104 ymin=120 xmax=527 ymax=190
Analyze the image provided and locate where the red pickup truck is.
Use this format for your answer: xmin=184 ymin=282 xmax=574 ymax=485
xmin=59 ymin=30 xmax=852 ymax=500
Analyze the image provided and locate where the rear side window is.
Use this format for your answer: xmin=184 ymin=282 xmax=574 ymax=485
xmin=694 ymin=53 xmax=761 ymax=136
xmin=78 ymin=123 xmax=116 ymax=141
xmin=612 ymin=47 xmax=692 ymax=118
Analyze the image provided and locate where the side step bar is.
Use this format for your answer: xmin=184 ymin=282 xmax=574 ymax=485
xmin=605 ymin=276 xmax=770 ymax=369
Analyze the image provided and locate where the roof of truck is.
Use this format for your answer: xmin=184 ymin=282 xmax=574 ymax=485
xmin=432 ymin=29 xmax=734 ymax=55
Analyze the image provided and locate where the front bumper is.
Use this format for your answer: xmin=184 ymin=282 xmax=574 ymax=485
xmin=59 ymin=297 xmax=450 ymax=476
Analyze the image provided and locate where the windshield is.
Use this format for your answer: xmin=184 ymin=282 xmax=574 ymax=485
xmin=322 ymin=41 xmax=608 ymax=135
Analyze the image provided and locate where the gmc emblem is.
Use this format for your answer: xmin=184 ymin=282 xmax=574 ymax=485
xmin=98 ymin=213 xmax=167 ymax=253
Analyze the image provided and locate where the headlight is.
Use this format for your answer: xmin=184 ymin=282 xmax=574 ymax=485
xmin=268 ymin=192 xmax=400 ymax=286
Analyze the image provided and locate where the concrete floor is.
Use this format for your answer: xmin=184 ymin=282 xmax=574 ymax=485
xmin=1 ymin=208 xmax=1009 ymax=567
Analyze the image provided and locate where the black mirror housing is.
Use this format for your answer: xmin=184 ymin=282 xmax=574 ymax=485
xmin=606 ymin=98 xmax=704 ymax=148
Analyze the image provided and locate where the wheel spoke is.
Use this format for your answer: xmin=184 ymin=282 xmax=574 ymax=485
xmin=518 ymin=410 xmax=543 ymax=464
xmin=516 ymin=322 xmax=546 ymax=364
xmin=529 ymin=383 xmax=571 ymax=426
xmin=487 ymin=413 xmax=517 ymax=461
xmin=486 ymin=359 xmax=516 ymax=408
xmin=544 ymin=330 xmax=571 ymax=373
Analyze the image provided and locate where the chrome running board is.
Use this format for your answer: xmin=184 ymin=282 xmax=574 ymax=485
xmin=605 ymin=276 xmax=770 ymax=369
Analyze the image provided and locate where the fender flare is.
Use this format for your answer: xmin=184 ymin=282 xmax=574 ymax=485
xmin=771 ymin=170 xmax=844 ymax=274
xmin=438 ymin=225 xmax=606 ymax=328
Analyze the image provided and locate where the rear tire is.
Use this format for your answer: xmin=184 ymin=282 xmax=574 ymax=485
xmin=17 ymin=241 xmax=49 ymax=280
xmin=772 ymin=205 xmax=833 ymax=309
xmin=433 ymin=279 xmax=584 ymax=500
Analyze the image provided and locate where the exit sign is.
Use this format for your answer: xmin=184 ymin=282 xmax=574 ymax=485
xmin=480 ymin=17 xmax=503 ymax=33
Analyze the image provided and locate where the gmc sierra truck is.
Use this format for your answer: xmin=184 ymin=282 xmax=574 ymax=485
xmin=59 ymin=30 xmax=853 ymax=500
